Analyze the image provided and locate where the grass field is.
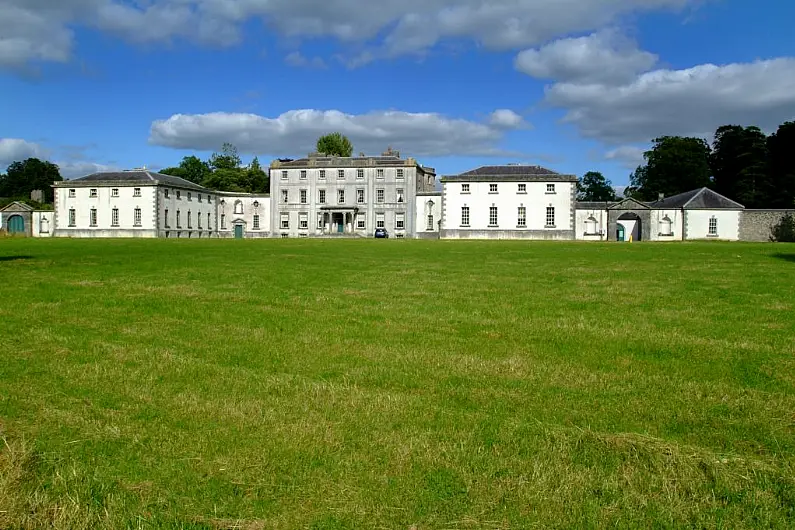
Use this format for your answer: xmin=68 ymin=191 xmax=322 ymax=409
xmin=1 ymin=238 xmax=794 ymax=529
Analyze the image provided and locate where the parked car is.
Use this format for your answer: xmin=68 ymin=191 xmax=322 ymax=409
xmin=374 ymin=228 xmax=389 ymax=238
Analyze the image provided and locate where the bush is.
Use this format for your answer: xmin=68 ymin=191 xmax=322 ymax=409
xmin=770 ymin=213 xmax=795 ymax=242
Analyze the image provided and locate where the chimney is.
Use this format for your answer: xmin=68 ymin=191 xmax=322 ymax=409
xmin=658 ymin=193 xmax=664 ymax=201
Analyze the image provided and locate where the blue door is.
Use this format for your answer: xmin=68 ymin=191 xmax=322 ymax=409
xmin=234 ymin=224 xmax=243 ymax=239
xmin=617 ymin=224 xmax=625 ymax=242
xmin=7 ymin=215 xmax=24 ymax=234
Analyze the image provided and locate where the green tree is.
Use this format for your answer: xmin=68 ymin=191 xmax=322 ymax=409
xmin=179 ymin=155 xmax=212 ymax=184
xmin=202 ymin=168 xmax=246 ymax=192
xmin=157 ymin=166 xmax=188 ymax=178
xmin=630 ymin=136 xmax=712 ymax=201
xmin=766 ymin=121 xmax=795 ymax=208
xmin=316 ymin=132 xmax=353 ymax=157
xmin=578 ymin=171 xmax=617 ymax=201
xmin=770 ymin=213 xmax=795 ymax=242
xmin=245 ymin=157 xmax=269 ymax=193
xmin=0 ymin=158 xmax=62 ymax=203
xmin=209 ymin=143 xmax=242 ymax=171
xmin=711 ymin=125 xmax=768 ymax=208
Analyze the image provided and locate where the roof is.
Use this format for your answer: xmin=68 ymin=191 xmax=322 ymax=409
xmin=58 ymin=170 xmax=209 ymax=192
xmin=0 ymin=201 xmax=35 ymax=212
xmin=442 ymin=164 xmax=577 ymax=182
xmin=576 ymin=201 xmax=614 ymax=210
xmin=607 ymin=197 xmax=650 ymax=210
xmin=649 ymin=188 xmax=744 ymax=210
xmin=271 ymin=152 xmax=434 ymax=173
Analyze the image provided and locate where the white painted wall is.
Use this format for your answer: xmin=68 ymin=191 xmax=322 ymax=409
xmin=575 ymin=208 xmax=608 ymax=240
xmin=685 ymin=210 xmax=741 ymax=240
xmin=415 ymin=194 xmax=442 ymax=235
xmin=32 ymin=211 xmax=54 ymax=237
xmin=55 ymin=184 xmax=158 ymax=237
xmin=648 ymin=209 xmax=683 ymax=241
xmin=217 ymin=194 xmax=271 ymax=237
xmin=442 ymin=180 xmax=575 ymax=238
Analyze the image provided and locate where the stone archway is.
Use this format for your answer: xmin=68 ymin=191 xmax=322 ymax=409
xmin=617 ymin=212 xmax=642 ymax=241
xmin=7 ymin=215 xmax=24 ymax=234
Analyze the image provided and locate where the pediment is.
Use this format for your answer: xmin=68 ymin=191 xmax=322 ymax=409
xmin=607 ymin=197 xmax=650 ymax=210
xmin=0 ymin=201 xmax=35 ymax=212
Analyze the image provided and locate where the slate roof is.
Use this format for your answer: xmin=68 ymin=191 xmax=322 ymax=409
xmin=273 ymin=155 xmax=434 ymax=173
xmin=442 ymin=164 xmax=577 ymax=183
xmin=649 ymin=188 xmax=744 ymax=210
xmin=59 ymin=170 xmax=209 ymax=192
xmin=576 ymin=201 xmax=615 ymax=210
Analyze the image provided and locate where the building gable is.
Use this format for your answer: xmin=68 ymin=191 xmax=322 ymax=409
xmin=0 ymin=201 xmax=35 ymax=212
xmin=607 ymin=197 xmax=650 ymax=211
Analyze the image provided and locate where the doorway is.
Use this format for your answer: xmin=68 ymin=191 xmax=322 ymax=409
xmin=617 ymin=224 xmax=625 ymax=242
xmin=7 ymin=215 xmax=24 ymax=235
xmin=234 ymin=224 xmax=243 ymax=239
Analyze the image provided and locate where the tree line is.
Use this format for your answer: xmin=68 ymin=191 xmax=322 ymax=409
xmin=578 ymin=121 xmax=795 ymax=209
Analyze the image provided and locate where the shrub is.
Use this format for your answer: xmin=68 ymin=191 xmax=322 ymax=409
xmin=770 ymin=213 xmax=795 ymax=242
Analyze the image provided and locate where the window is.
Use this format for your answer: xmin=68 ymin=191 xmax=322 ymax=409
xmin=281 ymin=170 xmax=288 ymax=180
xmin=317 ymin=214 xmax=324 ymax=229
xmin=357 ymin=189 xmax=365 ymax=204
xmin=112 ymin=208 xmax=119 ymax=227
xmin=68 ymin=189 xmax=76 ymax=198
xmin=281 ymin=233 xmax=289 ymax=239
xmin=90 ymin=188 xmax=97 ymax=198
xmin=134 ymin=208 xmax=142 ymax=227
xmin=489 ymin=206 xmax=498 ymax=227
xmin=300 ymin=170 xmax=307 ymax=180
xmin=376 ymin=189 xmax=385 ymax=203
xmin=337 ymin=189 xmax=345 ymax=204
xmin=319 ymin=189 xmax=326 ymax=204
xmin=164 ymin=209 xmax=170 ymax=228
xmin=489 ymin=184 xmax=498 ymax=194
xmin=709 ymin=217 xmax=718 ymax=236
xmin=300 ymin=189 xmax=307 ymax=204
xmin=376 ymin=169 xmax=384 ymax=179
xmin=357 ymin=169 xmax=364 ymax=179
xmin=427 ymin=215 xmax=434 ymax=231
xmin=319 ymin=170 xmax=326 ymax=179
xmin=397 ymin=189 xmax=404 ymax=203
xmin=585 ymin=216 xmax=598 ymax=235
xmin=299 ymin=213 xmax=308 ymax=230
xmin=134 ymin=188 xmax=141 ymax=197
xmin=517 ymin=207 xmax=527 ymax=228
xmin=396 ymin=212 xmax=405 ymax=230
xmin=219 ymin=214 xmax=225 ymax=229
xmin=89 ymin=208 xmax=97 ymax=227
xmin=187 ymin=210 xmax=192 ymax=229
xmin=253 ymin=214 xmax=260 ymax=230
xmin=69 ymin=209 xmax=76 ymax=226
xmin=234 ymin=200 xmax=243 ymax=214
xmin=461 ymin=206 xmax=470 ymax=227
xmin=197 ymin=194 xmax=202 ymax=203
xmin=546 ymin=183 xmax=556 ymax=194
xmin=376 ymin=213 xmax=385 ymax=228
xmin=282 ymin=190 xmax=288 ymax=203
xmin=518 ymin=184 xmax=526 ymax=194
xmin=337 ymin=169 xmax=345 ymax=180
xmin=659 ymin=215 xmax=672 ymax=236
xmin=546 ymin=207 xmax=555 ymax=227
xmin=164 ymin=189 xmax=169 ymax=198
xmin=357 ymin=214 xmax=365 ymax=229
xmin=188 ymin=192 xmax=193 ymax=201
xmin=176 ymin=191 xmax=181 ymax=200
xmin=280 ymin=213 xmax=289 ymax=229
xmin=207 ymin=212 xmax=211 ymax=229
xmin=112 ymin=188 xmax=119 ymax=197
xmin=177 ymin=210 xmax=182 ymax=228
xmin=397 ymin=169 xmax=404 ymax=179
xmin=461 ymin=184 xmax=470 ymax=194
xmin=196 ymin=211 xmax=202 ymax=229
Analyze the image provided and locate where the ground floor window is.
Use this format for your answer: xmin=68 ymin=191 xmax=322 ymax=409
xmin=461 ymin=206 xmax=470 ymax=227
xmin=427 ymin=215 xmax=434 ymax=230
xmin=177 ymin=210 xmax=181 ymax=228
xmin=69 ymin=209 xmax=76 ymax=227
xmin=545 ymin=207 xmax=555 ymax=227
xmin=280 ymin=213 xmax=289 ymax=229
xmin=376 ymin=213 xmax=385 ymax=228
xmin=164 ymin=209 xmax=169 ymax=228
xmin=299 ymin=213 xmax=308 ymax=230
xmin=489 ymin=206 xmax=498 ymax=227
xmin=220 ymin=214 xmax=226 ymax=229
xmin=112 ymin=208 xmax=120 ymax=227
xmin=317 ymin=214 xmax=324 ymax=229
xmin=90 ymin=208 xmax=97 ymax=227
xmin=517 ymin=207 xmax=526 ymax=228
xmin=396 ymin=212 xmax=405 ymax=230
xmin=709 ymin=217 xmax=718 ymax=236
xmin=357 ymin=213 xmax=365 ymax=229
xmin=253 ymin=214 xmax=260 ymax=230
xmin=134 ymin=208 xmax=142 ymax=227
xmin=197 ymin=211 xmax=202 ymax=229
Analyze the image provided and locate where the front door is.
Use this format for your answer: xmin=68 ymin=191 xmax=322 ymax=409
xmin=338 ymin=220 xmax=344 ymax=233
xmin=617 ymin=224 xmax=625 ymax=242
xmin=234 ymin=224 xmax=243 ymax=239
xmin=7 ymin=215 xmax=24 ymax=235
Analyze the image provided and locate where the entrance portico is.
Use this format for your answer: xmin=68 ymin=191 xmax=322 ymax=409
xmin=319 ymin=207 xmax=359 ymax=235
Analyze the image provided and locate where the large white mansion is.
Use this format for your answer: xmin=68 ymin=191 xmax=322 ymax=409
xmin=0 ymin=148 xmax=788 ymax=242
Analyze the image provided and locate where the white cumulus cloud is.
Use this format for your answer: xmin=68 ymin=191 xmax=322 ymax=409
xmin=149 ymin=108 xmax=523 ymax=157
xmin=605 ymin=145 xmax=647 ymax=168
xmin=0 ymin=138 xmax=49 ymax=168
xmin=515 ymin=30 xmax=657 ymax=85
xmin=284 ymin=51 xmax=327 ymax=69
xmin=488 ymin=109 xmax=527 ymax=129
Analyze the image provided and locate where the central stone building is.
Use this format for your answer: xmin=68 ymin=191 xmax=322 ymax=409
xmin=269 ymin=149 xmax=437 ymax=238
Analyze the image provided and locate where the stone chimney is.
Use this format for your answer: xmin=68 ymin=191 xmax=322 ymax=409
xmin=658 ymin=193 xmax=664 ymax=201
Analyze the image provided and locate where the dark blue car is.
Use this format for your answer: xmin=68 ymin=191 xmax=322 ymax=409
xmin=374 ymin=228 xmax=389 ymax=238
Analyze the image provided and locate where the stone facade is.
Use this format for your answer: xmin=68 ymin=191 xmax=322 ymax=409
xmin=739 ymin=210 xmax=795 ymax=242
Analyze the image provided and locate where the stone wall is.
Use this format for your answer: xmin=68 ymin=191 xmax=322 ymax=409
xmin=739 ymin=210 xmax=795 ymax=242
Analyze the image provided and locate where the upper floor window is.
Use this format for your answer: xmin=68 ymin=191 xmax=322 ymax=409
xmin=281 ymin=190 xmax=288 ymax=204
xmin=281 ymin=170 xmax=288 ymax=180
xmin=176 ymin=190 xmax=181 ymax=200
xmin=489 ymin=184 xmax=498 ymax=194
xmin=376 ymin=169 xmax=384 ymax=179
xmin=300 ymin=189 xmax=308 ymax=204
xmin=397 ymin=189 xmax=404 ymax=203
xmin=68 ymin=189 xmax=76 ymax=198
xmin=546 ymin=183 xmax=556 ymax=194
xmin=164 ymin=189 xmax=169 ymax=198
xmin=134 ymin=188 xmax=141 ymax=197
xmin=461 ymin=184 xmax=470 ymax=194
xmin=518 ymin=184 xmax=526 ymax=194
xmin=112 ymin=188 xmax=119 ymax=197
xmin=357 ymin=189 xmax=365 ymax=204
xmin=197 ymin=194 xmax=202 ymax=203
xmin=376 ymin=189 xmax=385 ymax=203
xmin=337 ymin=169 xmax=345 ymax=180
xmin=337 ymin=189 xmax=345 ymax=204
xmin=319 ymin=170 xmax=326 ymax=179
xmin=187 ymin=192 xmax=192 ymax=201
xmin=357 ymin=169 xmax=364 ymax=179
xmin=319 ymin=189 xmax=326 ymax=204
xmin=300 ymin=170 xmax=307 ymax=180
xmin=396 ymin=169 xmax=404 ymax=179
xmin=90 ymin=188 xmax=98 ymax=198
xmin=234 ymin=200 xmax=243 ymax=214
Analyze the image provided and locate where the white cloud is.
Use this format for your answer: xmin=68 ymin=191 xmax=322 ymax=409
xmin=546 ymin=58 xmax=795 ymax=144
xmin=605 ymin=145 xmax=647 ymax=168
xmin=0 ymin=0 xmax=702 ymax=70
xmin=284 ymin=51 xmax=327 ymax=69
xmin=488 ymin=109 xmax=527 ymax=129
xmin=58 ymin=161 xmax=118 ymax=179
xmin=515 ymin=30 xmax=657 ymax=84
xmin=0 ymin=138 xmax=49 ymax=168
xmin=149 ymin=108 xmax=521 ymax=157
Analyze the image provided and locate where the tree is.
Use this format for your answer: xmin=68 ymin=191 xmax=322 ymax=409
xmin=245 ymin=157 xmax=269 ymax=193
xmin=157 ymin=166 xmax=188 ymax=178
xmin=0 ymin=158 xmax=62 ymax=203
xmin=711 ymin=125 xmax=768 ymax=208
xmin=766 ymin=121 xmax=795 ymax=208
xmin=770 ymin=213 xmax=795 ymax=242
xmin=578 ymin=171 xmax=617 ymax=201
xmin=316 ymin=132 xmax=353 ymax=157
xmin=179 ymin=155 xmax=212 ymax=184
xmin=630 ymin=136 xmax=712 ymax=201
xmin=209 ymin=143 xmax=242 ymax=171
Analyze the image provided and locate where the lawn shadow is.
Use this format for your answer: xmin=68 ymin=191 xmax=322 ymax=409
xmin=0 ymin=255 xmax=33 ymax=262
xmin=771 ymin=253 xmax=795 ymax=264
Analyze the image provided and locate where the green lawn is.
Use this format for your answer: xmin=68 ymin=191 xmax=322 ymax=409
xmin=1 ymin=238 xmax=794 ymax=529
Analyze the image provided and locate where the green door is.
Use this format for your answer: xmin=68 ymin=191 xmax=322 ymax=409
xmin=234 ymin=225 xmax=243 ymax=239
xmin=7 ymin=215 xmax=24 ymax=234
xmin=617 ymin=224 xmax=625 ymax=242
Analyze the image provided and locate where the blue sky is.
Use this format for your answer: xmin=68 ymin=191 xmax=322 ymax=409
xmin=1 ymin=0 xmax=794 ymax=187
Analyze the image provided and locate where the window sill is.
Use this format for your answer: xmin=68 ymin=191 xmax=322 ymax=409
xmin=545 ymin=225 xmax=556 ymax=229
xmin=707 ymin=234 xmax=719 ymax=238
xmin=461 ymin=191 xmax=470 ymax=195
xmin=517 ymin=225 xmax=527 ymax=229
xmin=658 ymin=232 xmax=674 ymax=237
xmin=488 ymin=225 xmax=499 ymax=228
xmin=460 ymin=224 xmax=470 ymax=228
xmin=488 ymin=192 xmax=499 ymax=195
xmin=583 ymin=232 xmax=601 ymax=236
xmin=517 ymin=191 xmax=527 ymax=195
xmin=545 ymin=192 xmax=556 ymax=195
